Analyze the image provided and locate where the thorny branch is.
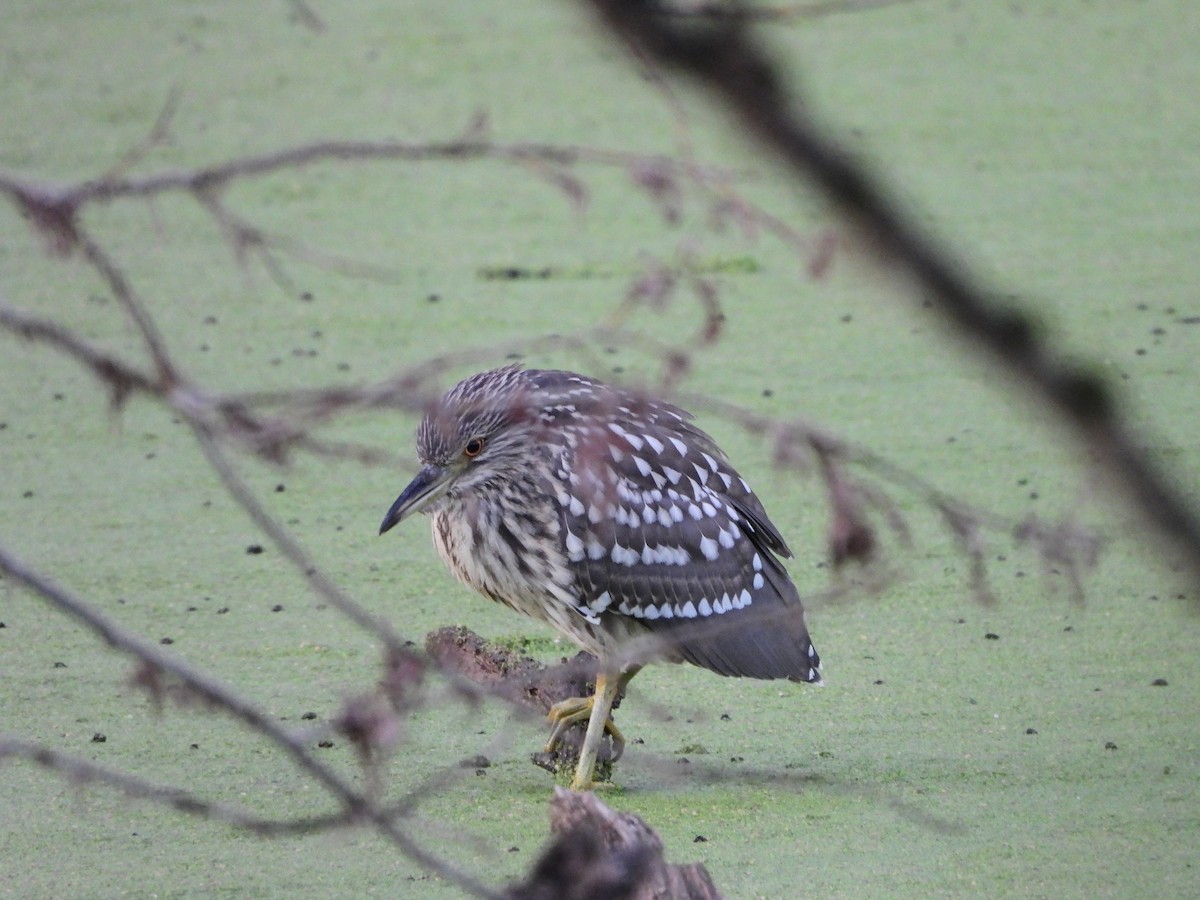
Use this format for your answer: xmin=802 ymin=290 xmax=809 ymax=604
xmin=584 ymin=0 xmax=1200 ymax=579
xmin=1 ymin=3 xmax=1193 ymax=894
xmin=0 ymin=547 xmax=499 ymax=899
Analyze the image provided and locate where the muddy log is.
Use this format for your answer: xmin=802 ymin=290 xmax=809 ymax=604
xmin=424 ymin=626 xmax=625 ymax=783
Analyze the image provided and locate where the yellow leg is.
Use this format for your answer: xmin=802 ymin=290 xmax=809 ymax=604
xmin=540 ymin=668 xmax=638 ymax=790
xmin=570 ymin=670 xmax=624 ymax=791
xmin=544 ymin=695 xmax=626 ymax=760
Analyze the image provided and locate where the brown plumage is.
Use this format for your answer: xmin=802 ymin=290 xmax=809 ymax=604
xmin=380 ymin=365 xmax=820 ymax=788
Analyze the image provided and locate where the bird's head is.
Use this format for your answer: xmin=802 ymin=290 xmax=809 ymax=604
xmin=379 ymin=365 xmax=537 ymax=535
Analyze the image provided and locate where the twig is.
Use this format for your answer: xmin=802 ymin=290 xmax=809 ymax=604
xmin=0 ymin=546 xmax=499 ymax=899
xmin=584 ymin=0 xmax=1200 ymax=582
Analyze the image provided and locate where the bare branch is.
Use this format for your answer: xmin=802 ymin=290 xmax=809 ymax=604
xmin=583 ymin=0 xmax=1200 ymax=583
xmin=0 ymin=546 xmax=499 ymax=899
xmin=0 ymin=737 xmax=356 ymax=837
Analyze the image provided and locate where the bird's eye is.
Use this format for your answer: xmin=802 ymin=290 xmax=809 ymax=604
xmin=463 ymin=437 xmax=485 ymax=459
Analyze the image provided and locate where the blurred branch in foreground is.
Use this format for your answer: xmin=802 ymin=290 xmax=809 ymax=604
xmin=585 ymin=0 xmax=1200 ymax=583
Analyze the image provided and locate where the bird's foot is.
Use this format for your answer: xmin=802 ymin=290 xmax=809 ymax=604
xmin=544 ymin=696 xmax=626 ymax=762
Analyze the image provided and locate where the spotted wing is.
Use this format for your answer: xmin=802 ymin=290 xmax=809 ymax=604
xmin=548 ymin=395 xmax=821 ymax=684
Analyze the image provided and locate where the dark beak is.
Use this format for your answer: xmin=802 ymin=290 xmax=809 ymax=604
xmin=379 ymin=464 xmax=452 ymax=535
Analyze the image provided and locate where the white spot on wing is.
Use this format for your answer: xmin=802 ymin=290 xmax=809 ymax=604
xmin=565 ymin=531 xmax=584 ymax=561
xmin=662 ymin=465 xmax=682 ymax=485
xmin=644 ymin=603 xmax=660 ymax=620
xmin=643 ymin=434 xmax=665 ymax=454
xmin=668 ymin=436 xmax=688 ymax=455
xmin=739 ymin=589 xmax=752 ymax=608
xmin=632 ymin=456 xmax=652 ymax=477
xmin=699 ymin=537 xmax=719 ymax=561
xmin=697 ymin=597 xmax=712 ymax=616
xmin=753 ymin=572 xmax=764 ymax=590
xmin=569 ymin=495 xmax=585 ymax=517
xmin=679 ymin=600 xmax=697 ymax=618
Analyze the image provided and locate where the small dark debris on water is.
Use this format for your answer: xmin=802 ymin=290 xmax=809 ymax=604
xmin=271 ymin=604 xmax=284 ymax=612
xmin=1026 ymin=728 xmax=1038 ymax=735
xmin=508 ymin=846 xmax=519 ymax=853
xmin=1151 ymin=678 xmax=1169 ymax=686
xmin=301 ymin=711 xmax=317 ymax=720
xmin=730 ymin=756 xmax=744 ymax=763
xmin=1105 ymin=742 xmax=1118 ymax=751
xmin=693 ymin=835 xmax=708 ymax=843
xmin=54 ymin=661 xmax=67 ymax=668
xmin=217 ymin=607 xmax=229 ymax=614
xmin=478 ymin=265 xmax=555 ymax=281
xmin=985 ymin=633 xmax=1000 ymax=640
xmin=677 ymin=757 xmax=690 ymax=765
xmin=190 ymin=743 xmax=199 ymax=750
xmin=720 ymin=712 xmax=731 ymax=721
xmin=246 ymin=544 xmax=264 ymax=555
xmin=275 ymin=484 xmax=285 ymax=492
xmin=160 ymin=637 xmax=174 ymax=645
xmin=874 ymin=679 xmax=885 ymax=685
xmin=318 ymin=740 xmax=334 ymax=749
xmin=300 ymin=291 xmax=314 ymax=302
xmin=460 ymin=755 xmax=491 ymax=769
xmin=762 ymin=388 xmax=774 ymax=397
xmin=91 ymin=733 xmax=106 ymax=743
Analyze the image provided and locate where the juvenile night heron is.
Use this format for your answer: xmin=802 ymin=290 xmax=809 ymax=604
xmin=379 ymin=365 xmax=820 ymax=789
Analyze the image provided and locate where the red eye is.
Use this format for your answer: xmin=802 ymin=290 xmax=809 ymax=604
xmin=463 ymin=437 xmax=485 ymax=458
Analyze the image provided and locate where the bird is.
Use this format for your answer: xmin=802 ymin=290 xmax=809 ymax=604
xmin=379 ymin=365 xmax=820 ymax=790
